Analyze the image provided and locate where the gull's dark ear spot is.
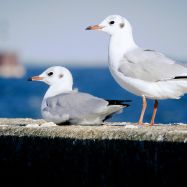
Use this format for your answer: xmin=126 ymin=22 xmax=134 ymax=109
xmin=120 ymin=23 xmax=125 ymax=28
xmin=59 ymin=74 xmax=64 ymax=78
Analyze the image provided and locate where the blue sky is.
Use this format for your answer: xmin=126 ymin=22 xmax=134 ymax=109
xmin=0 ymin=0 xmax=187 ymax=66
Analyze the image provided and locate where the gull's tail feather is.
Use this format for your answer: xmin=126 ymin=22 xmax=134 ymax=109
xmin=174 ymin=76 xmax=187 ymax=79
xmin=100 ymin=100 xmax=131 ymax=122
xmin=106 ymin=99 xmax=131 ymax=107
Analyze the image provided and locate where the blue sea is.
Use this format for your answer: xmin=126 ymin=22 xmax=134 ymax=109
xmin=1 ymin=65 xmax=187 ymax=124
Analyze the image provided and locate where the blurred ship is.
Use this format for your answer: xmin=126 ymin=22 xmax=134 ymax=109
xmin=0 ymin=51 xmax=25 ymax=78
xmin=0 ymin=20 xmax=25 ymax=78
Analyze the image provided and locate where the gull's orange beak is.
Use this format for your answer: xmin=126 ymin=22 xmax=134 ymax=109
xmin=85 ymin=24 xmax=104 ymax=30
xmin=28 ymin=76 xmax=44 ymax=81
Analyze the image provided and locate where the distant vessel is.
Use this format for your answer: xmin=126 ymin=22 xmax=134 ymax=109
xmin=0 ymin=20 xmax=25 ymax=78
xmin=0 ymin=51 xmax=25 ymax=78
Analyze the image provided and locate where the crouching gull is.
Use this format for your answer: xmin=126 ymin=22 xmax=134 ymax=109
xmin=28 ymin=66 xmax=130 ymax=125
xmin=86 ymin=15 xmax=187 ymax=126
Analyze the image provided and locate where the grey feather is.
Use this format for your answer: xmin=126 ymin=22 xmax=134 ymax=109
xmin=44 ymin=92 xmax=107 ymax=118
xmin=42 ymin=92 xmax=126 ymax=124
xmin=118 ymin=49 xmax=187 ymax=82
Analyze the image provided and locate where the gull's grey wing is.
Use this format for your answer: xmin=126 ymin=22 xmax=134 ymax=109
xmin=118 ymin=49 xmax=187 ymax=82
xmin=43 ymin=92 xmax=109 ymax=122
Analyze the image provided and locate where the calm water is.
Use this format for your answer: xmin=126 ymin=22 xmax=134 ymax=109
xmin=1 ymin=65 xmax=187 ymax=124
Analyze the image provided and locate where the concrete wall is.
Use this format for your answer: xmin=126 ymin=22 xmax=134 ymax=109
xmin=0 ymin=118 xmax=187 ymax=186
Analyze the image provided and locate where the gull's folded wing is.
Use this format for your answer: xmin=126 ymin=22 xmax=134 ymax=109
xmin=44 ymin=92 xmax=108 ymax=119
xmin=118 ymin=49 xmax=187 ymax=82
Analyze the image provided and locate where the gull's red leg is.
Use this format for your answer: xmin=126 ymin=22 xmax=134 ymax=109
xmin=137 ymin=95 xmax=147 ymax=125
xmin=150 ymin=100 xmax=158 ymax=126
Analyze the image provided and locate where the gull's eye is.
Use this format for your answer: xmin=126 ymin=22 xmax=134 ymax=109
xmin=47 ymin=72 xmax=53 ymax=76
xmin=109 ymin=21 xmax=115 ymax=25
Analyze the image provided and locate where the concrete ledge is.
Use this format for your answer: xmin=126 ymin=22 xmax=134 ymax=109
xmin=0 ymin=118 xmax=187 ymax=142
xmin=0 ymin=118 xmax=187 ymax=186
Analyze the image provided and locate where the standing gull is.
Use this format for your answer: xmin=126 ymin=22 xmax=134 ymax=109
xmin=86 ymin=15 xmax=187 ymax=125
xmin=28 ymin=66 xmax=130 ymax=125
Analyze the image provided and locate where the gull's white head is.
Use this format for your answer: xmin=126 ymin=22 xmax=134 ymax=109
xmin=86 ymin=15 xmax=132 ymax=36
xmin=28 ymin=66 xmax=73 ymax=86
xmin=28 ymin=66 xmax=73 ymax=97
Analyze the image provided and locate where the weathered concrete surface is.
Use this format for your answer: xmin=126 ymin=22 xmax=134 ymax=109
xmin=0 ymin=118 xmax=187 ymax=142
xmin=0 ymin=118 xmax=187 ymax=186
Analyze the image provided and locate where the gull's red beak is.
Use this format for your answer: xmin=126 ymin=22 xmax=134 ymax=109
xmin=85 ymin=24 xmax=104 ymax=30
xmin=28 ymin=76 xmax=44 ymax=81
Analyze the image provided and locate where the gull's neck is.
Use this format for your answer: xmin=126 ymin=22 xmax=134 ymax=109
xmin=109 ymin=29 xmax=137 ymax=69
xmin=44 ymin=81 xmax=73 ymax=99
